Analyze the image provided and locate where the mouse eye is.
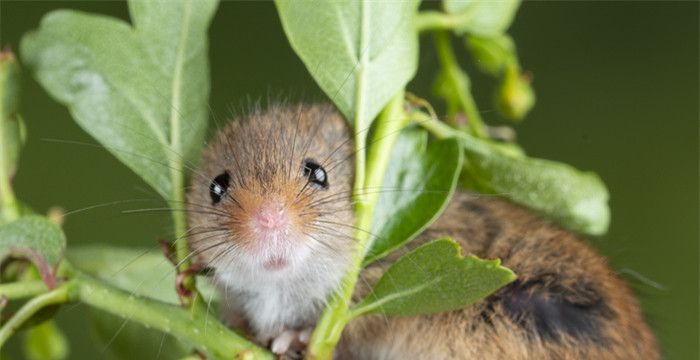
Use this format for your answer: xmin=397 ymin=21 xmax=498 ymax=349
xmin=209 ymin=171 xmax=230 ymax=204
xmin=303 ymin=159 xmax=328 ymax=189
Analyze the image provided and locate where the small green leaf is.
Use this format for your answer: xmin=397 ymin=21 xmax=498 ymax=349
xmin=364 ymin=130 xmax=462 ymax=264
xmin=67 ymin=245 xmax=218 ymax=358
xmin=20 ymin=0 xmax=218 ymax=200
xmin=465 ymin=34 xmax=516 ymax=76
xmin=443 ymin=0 xmax=521 ymax=36
xmin=275 ymin=0 xmax=420 ymax=130
xmin=463 ymin=138 xmax=610 ymax=235
xmin=23 ymin=320 xmax=68 ymax=360
xmin=353 ymin=238 xmax=515 ymax=317
xmin=0 ymin=216 xmax=66 ymax=287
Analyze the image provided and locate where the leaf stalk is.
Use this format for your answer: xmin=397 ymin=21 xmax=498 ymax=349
xmin=307 ymin=91 xmax=409 ymax=359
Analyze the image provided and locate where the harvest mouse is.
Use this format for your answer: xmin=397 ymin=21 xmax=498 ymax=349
xmin=187 ymin=104 xmax=659 ymax=359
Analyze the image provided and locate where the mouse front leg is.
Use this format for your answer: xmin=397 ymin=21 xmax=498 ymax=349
xmin=270 ymin=327 xmax=313 ymax=356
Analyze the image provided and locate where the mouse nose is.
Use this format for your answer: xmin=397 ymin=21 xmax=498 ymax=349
xmin=254 ymin=200 xmax=289 ymax=230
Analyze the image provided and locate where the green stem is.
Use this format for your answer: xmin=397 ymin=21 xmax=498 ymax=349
xmin=167 ymin=0 xmax=200 ymax=308
xmin=434 ymin=31 xmax=488 ymax=138
xmin=307 ymin=92 xmax=408 ymax=359
xmin=415 ymin=10 xmax=474 ymax=33
xmin=0 ymin=76 xmax=20 ymax=223
xmin=0 ymin=282 xmax=71 ymax=347
xmin=72 ymin=271 xmax=272 ymax=359
xmin=412 ymin=111 xmax=488 ymax=156
xmin=0 ymin=280 xmax=48 ymax=300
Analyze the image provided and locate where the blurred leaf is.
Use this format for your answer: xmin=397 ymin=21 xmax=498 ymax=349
xmin=275 ymin=0 xmax=420 ymax=130
xmin=465 ymin=34 xmax=515 ymax=76
xmin=364 ymin=130 xmax=462 ymax=264
xmin=353 ymin=238 xmax=515 ymax=317
xmin=23 ymin=320 xmax=68 ymax=360
xmin=68 ymin=245 xmax=219 ymax=358
xmin=88 ymin=310 xmax=189 ymax=360
xmin=443 ymin=0 xmax=521 ymax=36
xmin=67 ymin=245 xmax=218 ymax=305
xmin=466 ymin=35 xmax=535 ymax=121
xmin=463 ymin=137 xmax=610 ymax=235
xmin=0 ymin=216 xmax=66 ymax=287
xmin=21 ymin=0 xmax=218 ymax=200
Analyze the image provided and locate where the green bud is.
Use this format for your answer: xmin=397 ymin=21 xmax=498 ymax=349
xmin=0 ymin=47 xmax=25 ymax=224
xmin=466 ymin=34 xmax=515 ymax=76
xmin=23 ymin=321 xmax=69 ymax=360
xmin=496 ymin=64 xmax=535 ymax=121
xmin=0 ymin=48 xmax=25 ymax=179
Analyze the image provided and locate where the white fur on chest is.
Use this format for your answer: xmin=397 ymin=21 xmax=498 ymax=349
xmin=215 ymin=253 xmax=346 ymax=341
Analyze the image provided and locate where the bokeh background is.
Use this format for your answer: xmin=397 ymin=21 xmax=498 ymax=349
xmin=1 ymin=1 xmax=697 ymax=359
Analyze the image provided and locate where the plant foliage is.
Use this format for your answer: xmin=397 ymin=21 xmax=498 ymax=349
xmin=0 ymin=1 xmax=612 ymax=359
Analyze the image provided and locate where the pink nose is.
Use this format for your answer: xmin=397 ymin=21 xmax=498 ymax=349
xmin=254 ymin=202 xmax=289 ymax=230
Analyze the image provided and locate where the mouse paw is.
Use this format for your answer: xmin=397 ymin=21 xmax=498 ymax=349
xmin=270 ymin=327 xmax=313 ymax=356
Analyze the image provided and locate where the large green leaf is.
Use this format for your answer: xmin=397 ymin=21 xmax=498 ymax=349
xmin=364 ymin=130 xmax=462 ymax=264
xmin=443 ymin=0 xmax=521 ymax=36
xmin=353 ymin=238 xmax=515 ymax=317
xmin=275 ymin=0 xmax=420 ymax=130
xmin=463 ymin=137 xmax=610 ymax=235
xmin=21 ymin=0 xmax=218 ymax=200
xmin=67 ymin=245 xmax=219 ymax=358
xmin=0 ymin=216 xmax=66 ymax=287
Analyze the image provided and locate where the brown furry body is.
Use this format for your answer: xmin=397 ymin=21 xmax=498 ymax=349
xmin=340 ymin=193 xmax=659 ymax=359
xmin=187 ymin=104 xmax=659 ymax=359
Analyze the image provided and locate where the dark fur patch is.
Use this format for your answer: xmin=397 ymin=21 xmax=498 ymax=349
xmin=494 ymin=277 xmax=613 ymax=345
xmin=459 ymin=200 xmax=503 ymax=247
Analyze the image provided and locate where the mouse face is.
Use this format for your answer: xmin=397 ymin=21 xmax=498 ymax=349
xmin=187 ymin=104 xmax=355 ymax=278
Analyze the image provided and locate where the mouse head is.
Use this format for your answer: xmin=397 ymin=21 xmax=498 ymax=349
xmin=187 ymin=104 xmax=355 ymax=275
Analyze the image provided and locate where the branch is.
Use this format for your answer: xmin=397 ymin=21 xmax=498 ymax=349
xmin=72 ymin=271 xmax=273 ymax=359
xmin=0 ymin=279 xmax=47 ymax=300
xmin=0 ymin=282 xmax=71 ymax=347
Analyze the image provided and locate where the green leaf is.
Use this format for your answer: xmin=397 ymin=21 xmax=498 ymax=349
xmin=465 ymin=34 xmax=516 ymax=76
xmin=353 ymin=238 xmax=515 ymax=317
xmin=20 ymin=0 xmax=218 ymax=200
xmin=463 ymin=138 xmax=610 ymax=235
xmin=275 ymin=0 xmax=420 ymax=130
xmin=465 ymin=35 xmax=535 ymax=121
xmin=67 ymin=246 xmax=218 ymax=358
xmin=67 ymin=245 xmax=218 ymax=305
xmin=443 ymin=0 xmax=521 ymax=36
xmin=23 ymin=320 xmax=68 ymax=360
xmin=0 ymin=216 xmax=66 ymax=287
xmin=88 ymin=310 xmax=189 ymax=360
xmin=364 ymin=130 xmax=463 ymax=264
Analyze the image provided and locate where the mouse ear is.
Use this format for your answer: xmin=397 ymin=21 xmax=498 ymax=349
xmin=209 ymin=171 xmax=231 ymax=204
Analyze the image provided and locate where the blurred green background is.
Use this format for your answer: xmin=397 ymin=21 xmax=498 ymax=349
xmin=1 ymin=1 xmax=697 ymax=359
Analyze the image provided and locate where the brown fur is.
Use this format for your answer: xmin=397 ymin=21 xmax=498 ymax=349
xmin=339 ymin=193 xmax=660 ymax=359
